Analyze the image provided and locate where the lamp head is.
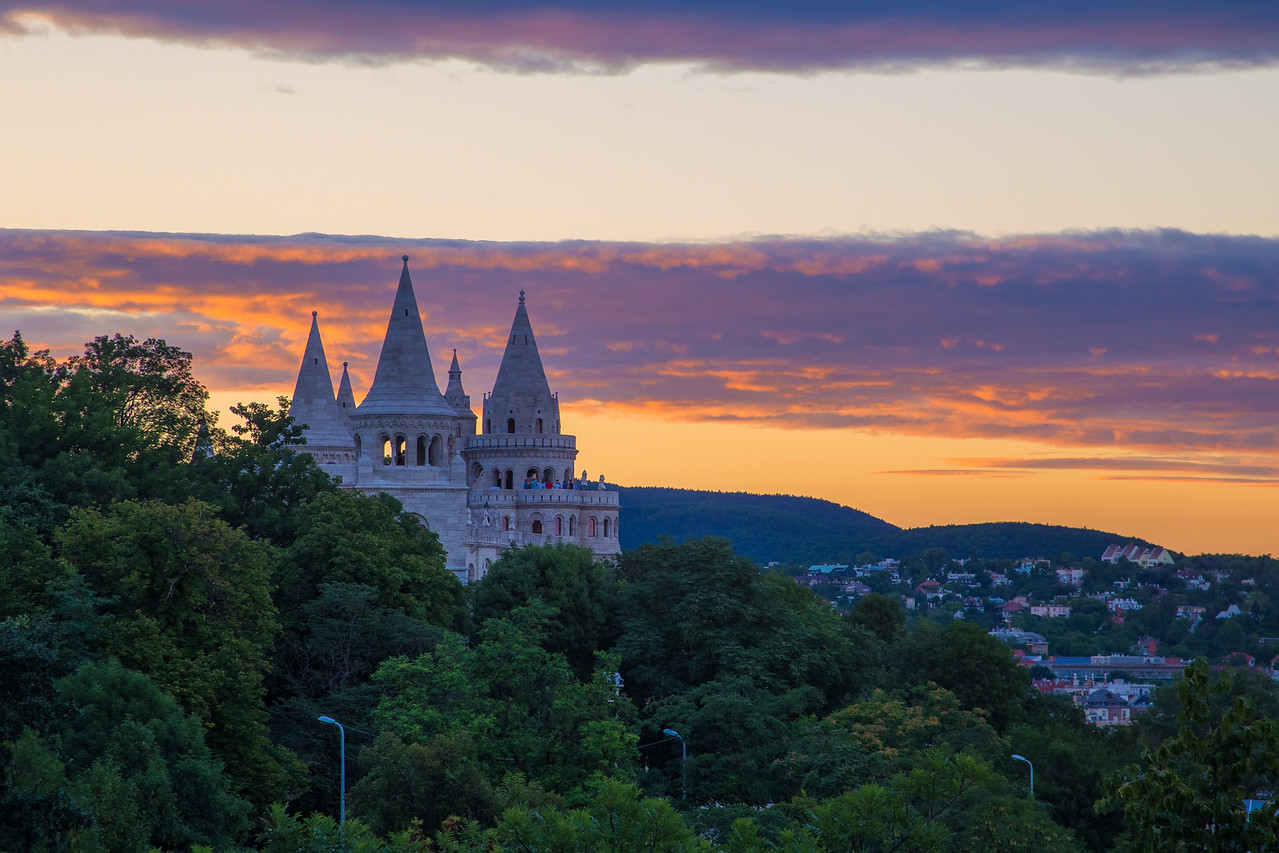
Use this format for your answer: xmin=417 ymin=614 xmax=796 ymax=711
xmin=663 ymin=728 xmax=680 ymax=738
xmin=318 ymin=715 xmax=337 ymax=725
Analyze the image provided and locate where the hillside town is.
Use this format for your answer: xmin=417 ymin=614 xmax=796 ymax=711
xmin=790 ymin=543 xmax=1279 ymax=726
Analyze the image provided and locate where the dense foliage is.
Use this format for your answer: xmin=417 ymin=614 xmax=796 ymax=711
xmin=3 ymin=330 xmax=1277 ymax=852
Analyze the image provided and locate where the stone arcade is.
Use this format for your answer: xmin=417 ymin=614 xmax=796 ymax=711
xmin=288 ymin=256 xmax=620 ymax=583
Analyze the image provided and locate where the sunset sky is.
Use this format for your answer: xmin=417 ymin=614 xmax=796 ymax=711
xmin=3 ymin=2 xmax=1278 ymax=556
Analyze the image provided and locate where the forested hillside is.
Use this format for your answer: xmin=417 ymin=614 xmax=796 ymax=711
xmin=618 ymin=487 xmax=1142 ymax=564
xmin=3 ymin=330 xmax=1277 ymax=852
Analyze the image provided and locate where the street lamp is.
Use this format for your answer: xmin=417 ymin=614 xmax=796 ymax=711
xmin=1011 ymin=753 xmax=1033 ymax=796
xmin=318 ymin=715 xmax=346 ymax=822
xmin=662 ymin=728 xmax=687 ymax=800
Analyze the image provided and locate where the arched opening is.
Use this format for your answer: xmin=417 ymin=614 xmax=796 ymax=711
xmin=543 ymin=467 xmax=554 ymax=486
xmin=507 ymin=418 xmax=515 ymax=434
xmin=555 ymin=515 xmax=563 ymax=536
xmin=604 ymin=517 xmax=611 ymax=538
xmin=503 ymin=516 xmax=511 ymax=531
xmin=504 ymin=469 xmax=514 ymax=489
xmin=588 ymin=517 xmax=597 ymax=537
xmin=380 ymin=434 xmax=392 ymax=465
xmin=536 ymin=418 xmax=543 ymax=433
xmin=563 ymin=467 xmax=573 ymax=485
xmin=484 ymin=558 xmax=491 ymax=573
xmin=485 ymin=419 xmax=491 ymax=434
xmin=429 ymin=435 xmax=443 ymax=466
xmin=394 ymin=434 xmax=407 ymax=466
xmin=532 ymin=519 xmax=543 ymax=534
xmin=492 ymin=468 xmax=502 ymax=488
xmin=354 ymin=434 xmax=362 ymax=456
xmin=526 ymin=467 xmax=539 ymax=487
xmin=472 ymin=462 xmax=484 ymax=484
xmin=569 ymin=516 xmax=576 ymax=536
xmin=416 ymin=435 xmax=427 ymax=466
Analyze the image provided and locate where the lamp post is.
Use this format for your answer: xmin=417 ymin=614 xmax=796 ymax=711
xmin=662 ymin=728 xmax=687 ymax=800
xmin=318 ymin=715 xmax=346 ymax=822
xmin=1011 ymin=753 xmax=1033 ymax=797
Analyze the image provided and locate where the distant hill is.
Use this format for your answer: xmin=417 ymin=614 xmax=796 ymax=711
xmin=615 ymin=486 xmax=1147 ymax=565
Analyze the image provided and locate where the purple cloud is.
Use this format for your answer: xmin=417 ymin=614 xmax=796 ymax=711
xmin=2 ymin=227 xmax=1278 ymax=464
xmin=2 ymin=1 xmax=1276 ymax=73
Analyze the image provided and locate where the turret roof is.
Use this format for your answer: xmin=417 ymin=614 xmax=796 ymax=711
xmin=444 ymin=348 xmax=472 ymax=415
xmin=489 ymin=290 xmax=554 ymax=415
xmin=335 ymin=361 xmax=357 ymax=421
xmin=289 ymin=312 xmax=356 ymax=448
xmin=357 ymin=256 xmax=454 ymax=417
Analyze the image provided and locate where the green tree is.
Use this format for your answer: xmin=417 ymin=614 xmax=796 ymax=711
xmin=495 ymin=778 xmax=708 ymax=853
xmin=617 ymin=538 xmax=874 ymax=708
xmin=276 ymin=491 xmax=465 ymax=631
xmin=56 ymin=498 xmax=296 ymax=803
xmin=1104 ymin=659 xmax=1279 ymax=851
xmin=471 ymin=543 xmax=620 ymax=679
xmin=889 ymin=619 xmax=1032 ymax=731
xmin=850 ymin=593 xmax=906 ymax=644
xmin=55 ymin=658 xmax=250 ymax=851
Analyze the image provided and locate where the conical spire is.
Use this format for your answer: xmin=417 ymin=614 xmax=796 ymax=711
xmin=336 ymin=361 xmax=357 ymax=421
xmin=485 ymin=290 xmax=559 ymax=434
xmin=356 ymin=256 xmax=453 ymax=417
xmin=444 ymin=348 xmax=471 ymax=414
xmin=289 ymin=312 xmax=356 ymax=448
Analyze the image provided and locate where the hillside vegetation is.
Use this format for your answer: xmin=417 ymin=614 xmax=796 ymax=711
xmin=618 ymin=486 xmax=1143 ymax=564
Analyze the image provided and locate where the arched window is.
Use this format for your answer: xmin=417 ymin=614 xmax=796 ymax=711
xmin=555 ymin=516 xmax=563 ymax=536
xmin=543 ymin=467 xmax=554 ymax=485
xmin=536 ymin=418 xmax=543 ymax=433
xmin=532 ymin=519 xmax=543 ymax=534
xmin=503 ymin=516 xmax=511 ymax=531
xmin=588 ymin=517 xmax=597 ymax=537
xmin=484 ymin=558 xmax=491 ymax=573
xmin=485 ymin=419 xmax=491 ymax=434
xmin=473 ymin=462 xmax=485 ymax=484
xmin=569 ymin=516 xmax=576 ymax=536
xmin=429 ymin=435 xmax=443 ymax=466
xmin=394 ymin=434 xmax=407 ymax=466
xmin=416 ymin=435 xmax=427 ymax=466
xmin=603 ymin=517 xmax=611 ymax=538
xmin=492 ymin=468 xmax=502 ymax=487
xmin=380 ymin=434 xmax=392 ymax=465
xmin=504 ymin=469 xmax=514 ymax=489
xmin=507 ymin=418 xmax=515 ymax=434
xmin=526 ymin=467 xmax=539 ymax=484
xmin=563 ymin=467 xmax=573 ymax=485
xmin=354 ymin=434 xmax=362 ymax=456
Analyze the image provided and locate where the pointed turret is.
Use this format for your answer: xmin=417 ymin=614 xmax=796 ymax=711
xmin=356 ymin=256 xmax=454 ymax=417
xmin=336 ymin=361 xmax=357 ymax=422
xmin=289 ymin=312 xmax=356 ymax=449
xmin=483 ymin=290 xmax=560 ymax=435
xmin=444 ymin=349 xmax=471 ymax=414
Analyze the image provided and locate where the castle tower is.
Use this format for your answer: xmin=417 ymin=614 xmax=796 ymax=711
xmin=342 ymin=256 xmax=473 ymax=574
xmin=288 ymin=312 xmax=357 ymax=468
xmin=463 ymin=291 xmax=619 ymax=582
xmin=287 ymin=259 xmax=617 ymax=585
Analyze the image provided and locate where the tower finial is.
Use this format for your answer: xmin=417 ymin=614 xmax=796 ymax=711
xmin=519 ymin=289 xmax=526 ymax=303
xmin=402 ymin=254 xmax=410 ymax=264
xmin=312 ymin=310 xmax=318 ymax=317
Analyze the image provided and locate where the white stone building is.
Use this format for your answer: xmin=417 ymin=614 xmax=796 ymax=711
xmin=288 ymin=256 xmax=620 ymax=583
